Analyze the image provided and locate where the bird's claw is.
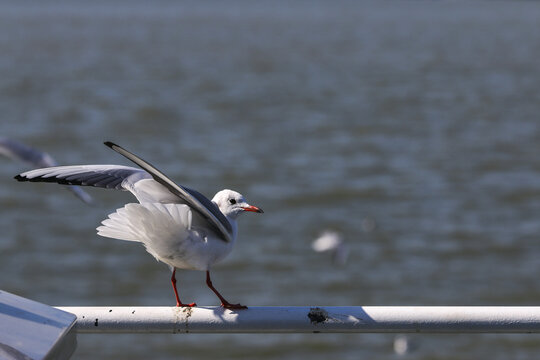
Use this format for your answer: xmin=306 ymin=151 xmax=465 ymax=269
xmin=176 ymin=302 xmax=197 ymax=307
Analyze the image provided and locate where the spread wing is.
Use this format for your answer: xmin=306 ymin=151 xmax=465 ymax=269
xmin=104 ymin=141 xmax=233 ymax=243
xmin=14 ymin=143 xmax=233 ymax=243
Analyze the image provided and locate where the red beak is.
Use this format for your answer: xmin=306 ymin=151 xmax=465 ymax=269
xmin=242 ymin=205 xmax=264 ymax=213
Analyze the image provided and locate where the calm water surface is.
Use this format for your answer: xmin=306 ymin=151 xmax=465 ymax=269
xmin=1 ymin=1 xmax=540 ymax=359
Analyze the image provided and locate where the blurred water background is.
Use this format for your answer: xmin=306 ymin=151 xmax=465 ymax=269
xmin=1 ymin=0 xmax=540 ymax=359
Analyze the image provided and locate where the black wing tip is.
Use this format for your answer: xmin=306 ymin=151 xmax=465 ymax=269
xmin=104 ymin=141 xmax=117 ymax=149
xmin=14 ymin=174 xmax=27 ymax=182
xmin=14 ymin=173 xmax=83 ymax=186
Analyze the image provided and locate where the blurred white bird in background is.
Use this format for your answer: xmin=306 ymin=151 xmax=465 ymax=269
xmin=393 ymin=334 xmax=418 ymax=356
xmin=311 ymin=230 xmax=349 ymax=266
xmin=0 ymin=136 xmax=93 ymax=204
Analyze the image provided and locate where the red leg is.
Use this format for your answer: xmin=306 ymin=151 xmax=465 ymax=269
xmin=206 ymin=271 xmax=247 ymax=310
xmin=171 ymin=268 xmax=196 ymax=307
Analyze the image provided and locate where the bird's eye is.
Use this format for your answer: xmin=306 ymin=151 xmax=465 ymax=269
xmin=229 ymin=199 xmax=237 ymax=205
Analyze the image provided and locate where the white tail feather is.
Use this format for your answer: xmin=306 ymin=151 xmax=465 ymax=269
xmin=97 ymin=205 xmax=141 ymax=241
xmin=96 ymin=203 xmax=193 ymax=245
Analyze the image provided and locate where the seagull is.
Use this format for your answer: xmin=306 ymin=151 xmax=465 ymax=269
xmin=15 ymin=141 xmax=263 ymax=309
xmin=311 ymin=230 xmax=349 ymax=266
xmin=0 ymin=136 xmax=93 ymax=204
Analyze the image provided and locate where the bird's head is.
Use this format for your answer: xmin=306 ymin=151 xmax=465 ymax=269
xmin=212 ymin=189 xmax=263 ymax=219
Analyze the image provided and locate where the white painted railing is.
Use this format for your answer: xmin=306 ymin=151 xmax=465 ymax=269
xmin=56 ymin=306 xmax=540 ymax=333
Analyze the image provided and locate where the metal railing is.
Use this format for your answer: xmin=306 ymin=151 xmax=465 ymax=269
xmin=56 ymin=306 xmax=540 ymax=333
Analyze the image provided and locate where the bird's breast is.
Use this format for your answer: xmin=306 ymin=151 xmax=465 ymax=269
xmin=162 ymin=229 xmax=236 ymax=271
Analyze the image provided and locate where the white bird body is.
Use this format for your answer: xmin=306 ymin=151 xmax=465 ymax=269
xmin=312 ymin=231 xmax=342 ymax=253
xmin=97 ymin=192 xmax=240 ymax=271
xmin=15 ymin=142 xmax=262 ymax=308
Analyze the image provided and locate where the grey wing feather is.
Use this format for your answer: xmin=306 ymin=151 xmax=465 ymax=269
xmin=15 ymin=165 xmax=150 ymax=191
